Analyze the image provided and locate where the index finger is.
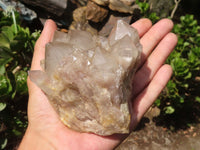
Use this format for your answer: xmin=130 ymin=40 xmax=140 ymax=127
xmin=131 ymin=18 xmax=152 ymax=37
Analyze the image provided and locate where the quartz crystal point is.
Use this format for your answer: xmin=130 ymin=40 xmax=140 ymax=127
xmin=29 ymin=20 xmax=142 ymax=136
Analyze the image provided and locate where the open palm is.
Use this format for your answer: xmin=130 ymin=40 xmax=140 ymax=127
xmin=19 ymin=18 xmax=177 ymax=150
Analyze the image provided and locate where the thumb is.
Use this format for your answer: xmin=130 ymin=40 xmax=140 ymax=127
xmin=31 ymin=19 xmax=57 ymax=71
xmin=28 ymin=20 xmax=57 ymax=94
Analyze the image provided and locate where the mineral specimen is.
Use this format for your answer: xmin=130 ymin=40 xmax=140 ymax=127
xmin=70 ymin=6 xmax=98 ymax=35
xmin=86 ymin=1 xmax=109 ymax=23
xmin=91 ymin=0 xmax=139 ymax=14
xmin=29 ymin=20 xmax=142 ymax=135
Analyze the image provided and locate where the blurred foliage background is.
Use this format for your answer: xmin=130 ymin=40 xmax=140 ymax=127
xmin=0 ymin=0 xmax=200 ymax=149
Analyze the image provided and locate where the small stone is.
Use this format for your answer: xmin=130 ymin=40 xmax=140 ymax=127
xmin=73 ymin=6 xmax=87 ymax=23
xmin=165 ymin=137 xmax=171 ymax=145
xmin=29 ymin=20 xmax=142 ymax=136
xmin=60 ymin=29 xmax=68 ymax=33
xmin=91 ymin=0 xmax=109 ymax=6
xmin=70 ymin=6 xmax=98 ymax=35
xmin=86 ymin=1 xmax=109 ymax=22
xmin=91 ymin=0 xmax=139 ymax=14
xmin=20 ymin=0 xmax=67 ymax=16
xmin=108 ymin=0 xmax=139 ymax=14
xmin=71 ymin=0 xmax=88 ymax=6
xmin=193 ymin=132 xmax=197 ymax=137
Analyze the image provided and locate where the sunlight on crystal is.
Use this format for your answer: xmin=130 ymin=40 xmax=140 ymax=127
xmin=29 ymin=20 xmax=142 ymax=136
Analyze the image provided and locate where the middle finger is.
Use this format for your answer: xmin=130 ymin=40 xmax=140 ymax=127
xmin=139 ymin=19 xmax=174 ymax=66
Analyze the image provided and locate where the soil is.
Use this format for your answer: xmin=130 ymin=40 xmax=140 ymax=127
xmin=116 ymin=107 xmax=200 ymax=150
xmin=9 ymin=107 xmax=200 ymax=150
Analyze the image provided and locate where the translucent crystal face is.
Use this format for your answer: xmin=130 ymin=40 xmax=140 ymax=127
xmin=29 ymin=20 xmax=142 ymax=136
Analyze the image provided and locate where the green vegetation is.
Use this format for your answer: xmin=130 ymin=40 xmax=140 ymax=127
xmin=155 ymin=15 xmax=200 ymax=122
xmin=0 ymin=9 xmax=40 ymax=149
xmin=136 ymin=1 xmax=200 ymax=129
xmin=136 ymin=0 xmax=160 ymax=23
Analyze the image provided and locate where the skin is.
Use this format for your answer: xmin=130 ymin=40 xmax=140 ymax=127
xmin=18 ymin=18 xmax=177 ymax=150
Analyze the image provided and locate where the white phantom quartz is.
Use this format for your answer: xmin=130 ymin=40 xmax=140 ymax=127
xmin=29 ymin=20 xmax=142 ymax=136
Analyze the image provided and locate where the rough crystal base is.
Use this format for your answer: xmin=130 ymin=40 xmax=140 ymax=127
xmin=29 ymin=20 xmax=142 ymax=135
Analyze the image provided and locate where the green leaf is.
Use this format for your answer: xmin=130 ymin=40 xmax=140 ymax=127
xmin=0 ymin=32 xmax=10 ymax=48
xmin=166 ymin=80 xmax=178 ymax=95
xmin=0 ymin=57 xmax=13 ymax=75
xmin=183 ymin=42 xmax=190 ymax=48
xmin=0 ymin=102 xmax=6 ymax=111
xmin=164 ymin=106 xmax=175 ymax=114
xmin=179 ymin=97 xmax=184 ymax=103
xmin=7 ymin=72 xmax=16 ymax=99
xmin=0 ymin=75 xmax=12 ymax=98
xmin=195 ymin=97 xmax=200 ymax=103
xmin=0 ymin=138 xmax=7 ymax=149
xmin=31 ymin=30 xmax=41 ymax=39
xmin=0 ymin=65 xmax=6 ymax=75
xmin=154 ymin=99 xmax=161 ymax=107
xmin=184 ymin=72 xmax=192 ymax=80
xmin=15 ymin=71 xmax=28 ymax=95
xmin=0 ymin=47 xmax=12 ymax=58
xmin=10 ymin=39 xmax=24 ymax=52
xmin=148 ymin=12 xmax=160 ymax=23
xmin=1 ymin=26 xmax=15 ymax=41
xmin=12 ymin=129 xmax=23 ymax=136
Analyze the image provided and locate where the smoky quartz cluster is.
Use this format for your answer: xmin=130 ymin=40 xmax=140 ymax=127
xmin=29 ymin=20 xmax=142 ymax=135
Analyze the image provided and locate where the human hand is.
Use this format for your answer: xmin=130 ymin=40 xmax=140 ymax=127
xmin=19 ymin=18 xmax=177 ymax=150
